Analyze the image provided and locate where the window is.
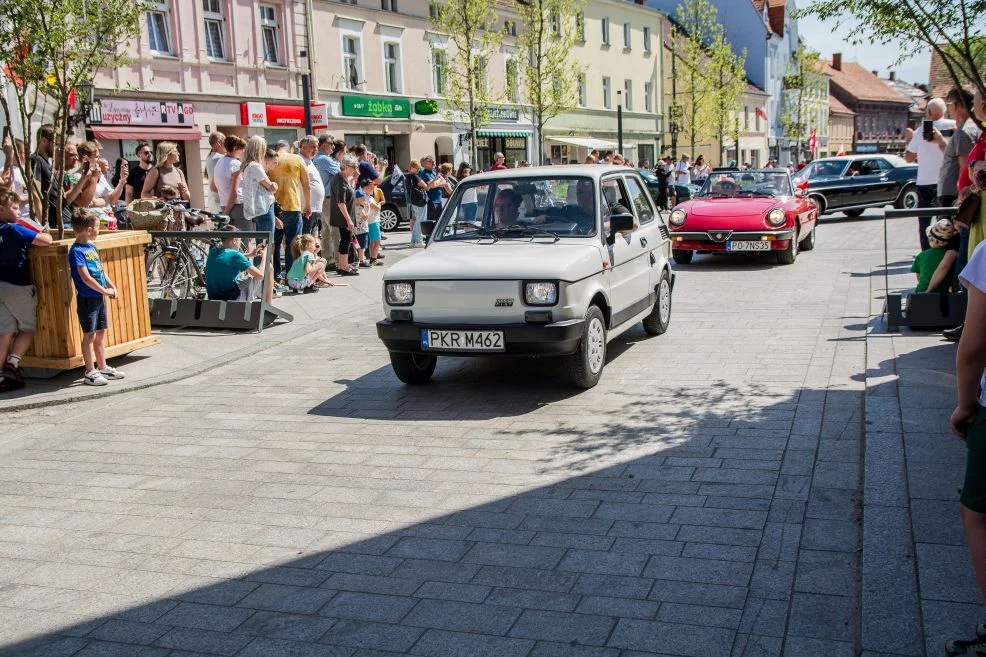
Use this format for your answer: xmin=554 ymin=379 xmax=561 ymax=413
xmin=625 ymin=177 xmax=655 ymax=224
xmin=577 ymin=73 xmax=586 ymax=107
xmin=623 ymin=23 xmax=631 ymax=49
xmin=384 ymin=42 xmax=401 ymax=93
xmin=381 ymin=0 xmax=398 ymax=10
xmin=202 ymin=0 xmax=225 ymax=60
xmin=260 ymin=4 xmax=280 ymax=64
xmin=602 ymin=76 xmax=611 ymax=109
xmin=644 ymin=81 xmax=652 ymax=113
xmin=146 ymin=3 xmax=172 ymax=54
xmin=744 ymin=106 xmax=749 ymax=130
xmin=550 ymin=10 xmax=561 ymax=37
xmin=643 ymin=26 xmax=651 ymax=53
xmin=576 ymin=12 xmax=585 ymax=42
xmin=474 ymin=56 xmax=488 ymax=95
xmin=343 ymin=36 xmax=361 ymax=89
xmin=431 ymin=49 xmax=446 ymax=96
xmin=601 ymin=17 xmax=610 ymax=46
xmin=503 ymin=20 xmax=517 ymax=36
xmin=506 ymin=59 xmax=519 ymax=103
xmin=429 ymin=2 xmax=439 ymax=19
xmin=624 ymin=79 xmax=632 ymax=111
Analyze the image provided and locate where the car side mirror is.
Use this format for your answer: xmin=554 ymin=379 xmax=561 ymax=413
xmin=609 ymin=213 xmax=635 ymax=234
xmin=420 ymin=220 xmax=436 ymax=238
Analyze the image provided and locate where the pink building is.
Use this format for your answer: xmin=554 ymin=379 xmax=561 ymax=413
xmin=90 ymin=0 xmax=312 ymax=207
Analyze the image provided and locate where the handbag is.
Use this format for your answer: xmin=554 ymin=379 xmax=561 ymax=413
xmin=127 ymin=198 xmax=172 ymax=231
xmin=954 ymin=191 xmax=982 ymax=228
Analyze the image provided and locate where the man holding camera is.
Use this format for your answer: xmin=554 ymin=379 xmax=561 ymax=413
xmin=906 ymin=98 xmax=956 ymax=250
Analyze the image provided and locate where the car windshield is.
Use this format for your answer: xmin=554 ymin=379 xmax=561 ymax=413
xmin=698 ymin=171 xmax=792 ymax=198
xmin=433 ymin=176 xmax=598 ymax=240
xmin=807 ymin=160 xmax=848 ymax=179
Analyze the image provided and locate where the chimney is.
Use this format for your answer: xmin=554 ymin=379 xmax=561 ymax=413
xmin=832 ymin=53 xmax=842 ymax=71
xmin=889 ymin=71 xmax=896 ymax=81
xmin=872 ymin=69 xmax=879 ymax=77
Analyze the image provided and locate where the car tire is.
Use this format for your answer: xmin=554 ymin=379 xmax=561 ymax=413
xmin=642 ymin=270 xmax=672 ymax=336
xmin=842 ymin=209 xmax=865 ymax=217
xmin=809 ymin=194 xmax=827 ymax=216
xmin=672 ymin=248 xmax=694 ymax=265
xmin=799 ymin=224 xmax=816 ymax=251
xmin=567 ymin=305 xmax=607 ymax=389
xmin=776 ymin=227 xmax=798 ymax=265
xmin=897 ymin=185 xmax=919 ymax=210
xmin=380 ymin=205 xmax=402 ymax=232
xmin=389 ymin=352 xmax=437 ymax=385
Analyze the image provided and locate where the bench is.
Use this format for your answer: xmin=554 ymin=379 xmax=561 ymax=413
xmin=886 ymin=292 xmax=965 ymax=331
xmin=149 ymin=298 xmax=293 ymax=331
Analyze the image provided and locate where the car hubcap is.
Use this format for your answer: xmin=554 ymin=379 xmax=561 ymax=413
xmin=381 ymin=210 xmax=398 ymax=230
xmin=905 ymin=192 xmax=918 ymax=208
xmin=659 ymin=279 xmax=671 ymax=324
xmin=587 ymin=317 xmax=605 ymax=374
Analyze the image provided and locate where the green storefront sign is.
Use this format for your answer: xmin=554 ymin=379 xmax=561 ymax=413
xmin=342 ymin=95 xmax=410 ymax=119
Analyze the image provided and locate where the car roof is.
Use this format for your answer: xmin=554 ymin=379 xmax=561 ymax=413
xmin=465 ymin=164 xmax=635 ymax=183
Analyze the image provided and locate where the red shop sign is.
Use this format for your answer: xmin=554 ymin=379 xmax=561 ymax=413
xmin=240 ymin=102 xmax=328 ymax=129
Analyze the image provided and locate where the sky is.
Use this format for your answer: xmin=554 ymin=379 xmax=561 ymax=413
xmin=798 ymin=12 xmax=932 ymax=86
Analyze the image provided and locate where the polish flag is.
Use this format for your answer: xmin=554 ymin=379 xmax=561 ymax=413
xmin=808 ymin=130 xmax=817 ymax=156
xmin=756 ymin=107 xmax=768 ymax=122
xmin=836 ymin=147 xmax=846 ymax=157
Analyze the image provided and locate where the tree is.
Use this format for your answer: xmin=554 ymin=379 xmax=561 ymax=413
xmin=431 ymin=0 xmax=505 ymax=167
xmin=672 ymin=0 xmax=724 ymax=158
xmin=706 ymin=32 xmax=747 ymax=165
xmin=781 ymin=44 xmax=826 ymax=163
xmin=0 ymin=0 xmax=148 ymax=236
xmin=801 ymin=0 xmax=986 ymax=127
xmin=516 ymin=0 xmax=585 ymax=164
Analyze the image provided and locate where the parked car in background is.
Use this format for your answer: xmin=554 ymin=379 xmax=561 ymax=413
xmin=791 ymin=154 xmax=919 ymax=217
xmin=636 ymin=168 xmax=700 ymax=207
xmin=668 ymin=169 xmax=818 ymax=265
xmin=377 ymin=166 xmax=674 ymax=388
xmin=377 ymin=172 xmax=411 ymax=231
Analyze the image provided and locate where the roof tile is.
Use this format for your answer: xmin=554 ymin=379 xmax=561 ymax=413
xmin=820 ymin=60 xmax=914 ymax=104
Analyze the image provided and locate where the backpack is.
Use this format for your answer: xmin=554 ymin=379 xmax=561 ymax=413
xmin=409 ymin=175 xmax=428 ymax=207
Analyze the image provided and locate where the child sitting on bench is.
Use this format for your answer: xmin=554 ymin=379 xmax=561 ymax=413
xmin=912 ymin=218 xmax=960 ymax=294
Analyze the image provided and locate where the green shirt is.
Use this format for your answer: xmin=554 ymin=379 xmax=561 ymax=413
xmin=206 ymin=246 xmax=251 ymax=300
xmin=911 ymin=246 xmax=948 ymax=293
xmin=287 ymin=251 xmax=315 ymax=285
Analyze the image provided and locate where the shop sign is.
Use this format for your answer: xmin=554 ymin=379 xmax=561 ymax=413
xmin=414 ymin=99 xmax=439 ymax=116
xmin=90 ymin=99 xmax=195 ymax=127
xmin=342 ymin=95 xmax=410 ymax=119
xmin=856 ymin=143 xmax=879 ymax=153
xmin=489 ymin=107 xmax=519 ymax=122
xmin=240 ymin=102 xmax=329 ymax=129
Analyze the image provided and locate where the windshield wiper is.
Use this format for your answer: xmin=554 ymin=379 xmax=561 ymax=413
xmin=737 ymin=191 xmax=776 ymax=197
xmin=494 ymin=225 xmax=560 ymax=242
xmin=699 ymin=193 xmax=729 ymax=198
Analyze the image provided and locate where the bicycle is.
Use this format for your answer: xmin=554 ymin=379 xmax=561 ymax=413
xmin=145 ymin=208 xmax=232 ymax=300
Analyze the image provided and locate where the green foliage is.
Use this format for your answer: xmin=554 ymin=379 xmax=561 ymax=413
xmin=801 ymin=0 xmax=986 ymax=121
xmin=781 ymin=44 xmax=826 ymax=161
xmin=516 ymin=0 xmax=586 ymax=161
xmin=430 ymin=0 xmax=505 ymax=166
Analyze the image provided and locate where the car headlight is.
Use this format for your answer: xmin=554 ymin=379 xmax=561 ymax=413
xmin=766 ymin=209 xmax=787 ymax=227
xmin=524 ymin=281 xmax=558 ymax=306
xmin=669 ymin=209 xmax=686 ymax=226
xmin=385 ymin=281 xmax=414 ymax=306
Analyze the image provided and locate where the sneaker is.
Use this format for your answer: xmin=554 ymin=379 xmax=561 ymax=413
xmin=100 ymin=366 xmax=126 ymax=380
xmin=338 ymin=268 xmax=360 ymax=276
xmin=302 ymin=286 xmax=319 ymax=294
xmin=0 ymin=363 xmax=25 ymax=392
xmin=374 ymin=253 xmax=386 ymax=260
xmin=944 ymin=324 xmax=964 ymax=342
xmin=359 ymin=260 xmax=372 ymax=269
xmin=274 ymin=284 xmax=290 ymax=294
xmin=410 ymin=242 xmax=425 ymax=248
xmin=84 ymin=370 xmax=109 ymax=386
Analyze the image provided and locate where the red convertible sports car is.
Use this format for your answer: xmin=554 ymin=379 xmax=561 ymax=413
xmin=667 ymin=169 xmax=818 ymax=265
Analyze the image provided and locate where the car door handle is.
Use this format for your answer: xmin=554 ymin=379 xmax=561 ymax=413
xmin=639 ymin=237 xmax=648 ymax=247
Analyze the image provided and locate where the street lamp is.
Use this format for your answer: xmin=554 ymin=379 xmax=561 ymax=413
xmin=69 ymin=81 xmax=95 ymax=130
xmin=617 ymin=90 xmax=624 ymax=156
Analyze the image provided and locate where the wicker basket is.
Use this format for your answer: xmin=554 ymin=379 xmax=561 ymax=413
xmin=127 ymin=199 xmax=172 ymax=231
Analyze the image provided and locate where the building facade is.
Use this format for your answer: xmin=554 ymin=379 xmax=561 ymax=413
xmin=92 ymin=0 xmax=312 ymax=207
xmin=822 ymin=54 xmax=912 ymax=154
xmin=827 ymin=95 xmax=855 ymax=157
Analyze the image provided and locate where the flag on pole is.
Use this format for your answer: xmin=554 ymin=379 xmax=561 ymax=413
xmin=756 ymin=107 xmax=768 ymax=122
xmin=836 ymin=147 xmax=846 ymax=157
xmin=808 ymin=130 xmax=817 ymax=156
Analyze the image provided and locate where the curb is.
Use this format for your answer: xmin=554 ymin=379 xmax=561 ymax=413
xmin=860 ymin=265 xmax=926 ymax=656
xmin=0 ymin=321 xmax=316 ymax=414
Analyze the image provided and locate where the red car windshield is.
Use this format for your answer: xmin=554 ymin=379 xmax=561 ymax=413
xmin=699 ymin=171 xmax=793 ymax=198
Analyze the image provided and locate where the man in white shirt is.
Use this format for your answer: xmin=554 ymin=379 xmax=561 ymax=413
xmin=298 ymin=136 xmax=325 ymax=237
xmin=676 ymin=154 xmax=692 ymax=184
xmin=204 ymin=132 xmax=226 ymax=214
xmin=906 ymin=98 xmax=956 ymax=250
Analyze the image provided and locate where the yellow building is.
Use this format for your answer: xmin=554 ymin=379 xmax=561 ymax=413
xmin=827 ymin=95 xmax=855 ymax=156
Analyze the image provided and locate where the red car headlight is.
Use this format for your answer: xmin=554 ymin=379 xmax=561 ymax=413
xmin=669 ymin=209 xmax=686 ymax=226
xmin=766 ymin=209 xmax=786 ymax=227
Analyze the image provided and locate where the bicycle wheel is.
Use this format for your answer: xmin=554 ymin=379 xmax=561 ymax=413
xmin=146 ymin=250 xmax=193 ymax=299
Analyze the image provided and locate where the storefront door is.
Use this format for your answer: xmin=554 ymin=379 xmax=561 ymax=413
xmin=476 ymin=136 xmax=529 ymax=171
xmin=345 ymin=134 xmax=396 ymax=169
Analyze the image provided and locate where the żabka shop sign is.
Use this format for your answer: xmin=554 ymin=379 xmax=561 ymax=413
xmin=240 ymin=102 xmax=329 ymax=129
xmin=342 ymin=95 xmax=410 ymax=119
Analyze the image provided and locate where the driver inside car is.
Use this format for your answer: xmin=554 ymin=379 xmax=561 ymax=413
xmin=492 ymin=188 xmax=523 ymax=228
xmin=710 ymin=178 xmax=739 ymax=196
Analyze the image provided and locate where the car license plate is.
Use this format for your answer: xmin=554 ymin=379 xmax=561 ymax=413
xmin=726 ymin=240 xmax=770 ymax=252
xmin=421 ymin=329 xmax=505 ymax=352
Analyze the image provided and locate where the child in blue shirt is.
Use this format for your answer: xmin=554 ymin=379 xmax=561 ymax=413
xmin=0 ymin=190 xmax=52 ymax=392
xmin=69 ymin=208 xmax=124 ymax=386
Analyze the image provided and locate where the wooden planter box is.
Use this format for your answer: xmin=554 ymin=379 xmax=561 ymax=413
xmin=22 ymin=230 xmax=160 ymax=370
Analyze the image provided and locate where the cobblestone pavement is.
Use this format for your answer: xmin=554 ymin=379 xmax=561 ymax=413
xmin=0 ymin=212 xmax=934 ymax=656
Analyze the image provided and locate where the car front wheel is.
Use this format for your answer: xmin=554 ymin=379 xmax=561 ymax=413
xmin=567 ymin=305 xmax=607 ymax=388
xmin=776 ymin=228 xmax=798 ymax=265
xmin=380 ymin=205 xmax=402 ymax=231
xmin=672 ymin=248 xmax=694 ymax=265
xmin=897 ymin=186 xmax=919 ymax=210
xmin=799 ymin=224 xmax=816 ymax=251
xmin=642 ymin=270 xmax=672 ymax=336
xmin=390 ymin=352 xmax=437 ymax=385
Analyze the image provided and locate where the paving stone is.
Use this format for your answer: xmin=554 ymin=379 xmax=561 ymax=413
xmin=783 ymin=636 xmax=855 ymax=657
xmin=318 ymin=592 xmax=418 ymax=624
xmin=558 ymin=549 xmax=648 ymax=576
xmin=412 ymin=581 xmax=491 ymax=603
xmin=786 ymin=593 xmax=855 ymax=641
xmin=461 ymin=543 xmax=565 ymax=569
xmin=390 ymin=559 xmax=480 ymax=584
xmin=607 ymin=618 xmax=735 ymax=655
xmin=401 ymin=599 xmax=521 ymax=635
xmin=409 ymin=629 xmax=534 ymax=657
xmin=73 ymin=642 xmax=170 ymax=657
xmin=154 ymin=627 xmax=253 ymax=656
xmin=385 ymin=538 xmax=471 ymax=563
xmin=656 ymin=602 xmax=743 ymax=629
xmin=322 ymin=573 xmax=422 ymax=596
xmin=157 ymin=602 xmax=255 ymax=632
xmin=801 ymin=519 xmax=859 ymax=552
xmin=238 ymin=637 xmax=354 ymax=657
xmin=508 ymin=609 xmax=616 ymax=646
xmin=669 ymin=507 xmax=767 ymax=530
xmin=237 ymin=584 xmax=337 ymax=615
xmin=471 ymin=565 xmax=577 ymax=593
xmin=86 ymin=619 xmax=172 ymax=645
xmin=648 ymin=579 xmax=748 ymax=609
xmin=233 ymin=610 xmax=337 ymax=641
xmin=485 ymin=587 xmax=579 ymax=612
xmin=795 ymin=550 xmax=857 ymax=596
xmin=319 ymin=620 xmax=423 ymax=652
xmin=570 ymin=573 xmax=655 ymax=599
xmin=526 ymin=642 xmax=620 ymax=657
xmin=575 ymin=595 xmax=660 ymax=619
xmin=644 ymin=555 xmax=753 ymax=587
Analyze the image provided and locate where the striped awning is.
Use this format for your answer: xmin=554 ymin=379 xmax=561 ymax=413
xmin=476 ymin=130 xmax=531 ymax=138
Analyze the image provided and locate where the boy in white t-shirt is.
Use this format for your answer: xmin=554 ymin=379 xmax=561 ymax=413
xmin=951 ymin=240 xmax=986 ymax=610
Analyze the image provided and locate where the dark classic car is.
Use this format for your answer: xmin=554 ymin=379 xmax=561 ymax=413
xmin=377 ymin=172 xmax=412 ymax=231
xmin=636 ymin=168 xmax=700 ymax=207
xmin=791 ymin=154 xmax=919 ymax=217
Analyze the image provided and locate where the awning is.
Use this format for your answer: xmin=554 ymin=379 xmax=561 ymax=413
xmin=476 ymin=130 xmax=531 ymax=138
xmin=90 ymin=126 xmax=203 ymax=141
xmin=545 ymin=136 xmax=619 ymax=150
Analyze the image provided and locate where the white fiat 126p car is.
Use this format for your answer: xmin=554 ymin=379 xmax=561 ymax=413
xmin=376 ymin=166 xmax=675 ymax=388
